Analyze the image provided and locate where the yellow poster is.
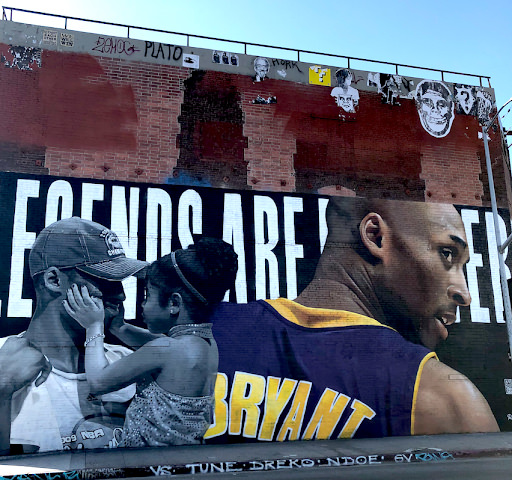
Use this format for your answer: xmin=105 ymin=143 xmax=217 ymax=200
xmin=309 ymin=65 xmax=331 ymax=86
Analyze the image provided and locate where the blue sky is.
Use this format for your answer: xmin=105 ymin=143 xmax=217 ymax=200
xmin=7 ymin=0 xmax=512 ymax=132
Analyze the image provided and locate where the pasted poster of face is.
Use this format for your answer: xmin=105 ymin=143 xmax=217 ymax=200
xmin=454 ymin=84 xmax=478 ymax=116
xmin=477 ymin=90 xmax=494 ymax=126
xmin=415 ymin=80 xmax=454 ymax=138
xmin=253 ymin=57 xmax=270 ymax=82
xmin=330 ymin=69 xmax=359 ymax=113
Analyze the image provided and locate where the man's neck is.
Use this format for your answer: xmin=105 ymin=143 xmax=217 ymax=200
xmin=295 ymin=249 xmax=387 ymax=325
xmin=25 ymin=305 xmax=84 ymax=374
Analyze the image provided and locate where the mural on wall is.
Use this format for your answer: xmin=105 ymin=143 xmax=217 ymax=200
xmin=455 ymin=84 xmax=478 ymax=116
xmin=0 ymin=172 xmax=510 ymax=456
xmin=415 ymin=80 xmax=455 ymax=138
xmin=253 ymin=57 xmax=270 ymax=82
xmin=330 ymin=69 xmax=359 ymax=115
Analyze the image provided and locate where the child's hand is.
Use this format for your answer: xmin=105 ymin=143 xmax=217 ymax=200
xmin=63 ymin=284 xmax=104 ymax=329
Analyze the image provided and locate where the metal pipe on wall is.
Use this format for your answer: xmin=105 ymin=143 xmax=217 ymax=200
xmin=482 ymin=97 xmax=512 ymax=359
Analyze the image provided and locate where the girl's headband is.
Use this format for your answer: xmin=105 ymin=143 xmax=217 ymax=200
xmin=171 ymin=251 xmax=208 ymax=305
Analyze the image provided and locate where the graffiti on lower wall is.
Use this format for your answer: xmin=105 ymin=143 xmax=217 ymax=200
xmin=0 ymin=448 xmax=456 ymax=479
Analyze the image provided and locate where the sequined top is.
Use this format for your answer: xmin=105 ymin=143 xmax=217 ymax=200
xmin=120 ymin=323 xmax=216 ymax=447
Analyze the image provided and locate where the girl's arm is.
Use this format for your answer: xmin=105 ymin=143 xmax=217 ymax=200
xmin=64 ymin=285 xmax=167 ymax=395
xmin=109 ymin=308 xmax=162 ymax=349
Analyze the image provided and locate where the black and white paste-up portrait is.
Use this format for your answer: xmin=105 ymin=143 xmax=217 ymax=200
xmin=415 ymin=80 xmax=454 ymax=138
xmin=253 ymin=57 xmax=270 ymax=82
xmin=330 ymin=69 xmax=359 ymax=113
xmin=476 ymin=90 xmax=494 ymax=125
xmin=381 ymin=74 xmax=402 ymax=106
xmin=454 ymin=84 xmax=478 ymax=115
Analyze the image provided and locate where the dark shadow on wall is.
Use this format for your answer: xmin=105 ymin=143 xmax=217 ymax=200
xmin=173 ymin=70 xmax=248 ymax=189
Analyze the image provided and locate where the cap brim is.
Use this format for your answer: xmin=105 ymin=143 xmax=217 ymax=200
xmin=77 ymin=257 xmax=148 ymax=281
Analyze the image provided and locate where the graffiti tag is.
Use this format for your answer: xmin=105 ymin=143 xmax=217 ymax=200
xmin=144 ymin=42 xmax=183 ymax=61
xmin=92 ymin=37 xmax=140 ymax=56
xmin=272 ymin=58 xmax=303 ymax=73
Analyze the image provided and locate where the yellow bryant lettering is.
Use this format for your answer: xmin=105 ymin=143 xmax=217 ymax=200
xmin=206 ymin=372 xmax=376 ymax=441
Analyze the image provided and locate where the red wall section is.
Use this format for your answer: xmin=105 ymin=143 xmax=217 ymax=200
xmin=0 ymin=44 xmax=508 ymax=207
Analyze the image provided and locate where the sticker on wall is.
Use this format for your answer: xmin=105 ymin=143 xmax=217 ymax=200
xmin=251 ymin=95 xmax=277 ymax=105
xmin=330 ymin=69 xmax=359 ymax=113
xmin=43 ymin=30 xmax=58 ymax=45
xmin=1 ymin=46 xmax=41 ymax=70
xmin=415 ymin=80 xmax=454 ymax=138
xmin=476 ymin=90 xmax=494 ymax=126
xmin=454 ymin=84 xmax=478 ymax=116
xmin=253 ymin=57 xmax=270 ymax=82
xmin=183 ymin=53 xmax=200 ymax=69
xmin=60 ymin=32 xmax=74 ymax=48
xmin=277 ymin=69 xmax=287 ymax=78
xmin=212 ymin=51 xmax=239 ymax=66
xmin=309 ymin=66 xmax=331 ymax=86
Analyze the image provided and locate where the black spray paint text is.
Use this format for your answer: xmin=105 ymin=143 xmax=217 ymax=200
xmin=144 ymin=42 xmax=183 ymax=61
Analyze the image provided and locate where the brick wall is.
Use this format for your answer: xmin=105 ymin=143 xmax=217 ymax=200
xmin=0 ymin=43 xmax=508 ymax=208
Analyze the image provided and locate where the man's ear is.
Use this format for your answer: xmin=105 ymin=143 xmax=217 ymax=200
xmin=360 ymin=213 xmax=389 ymax=260
xmin=169 ymin=292 xmax=183 ymax=315
xmin=43 ymin=267 xmax=67 ymax=293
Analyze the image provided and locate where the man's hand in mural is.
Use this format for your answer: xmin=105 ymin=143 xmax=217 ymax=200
xmin=63 ymin=284 xmax=105 ymax=330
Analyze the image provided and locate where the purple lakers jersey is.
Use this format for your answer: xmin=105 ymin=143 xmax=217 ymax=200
xmin=205 ymin=299 xmax=435 ymax=443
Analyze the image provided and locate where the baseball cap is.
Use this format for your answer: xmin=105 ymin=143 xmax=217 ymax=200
xmin=29 ymin=217 xmax=148 ymax=281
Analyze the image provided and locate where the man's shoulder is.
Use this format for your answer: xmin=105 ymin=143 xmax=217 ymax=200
xmin=413 ymin=358 xmax=499 ymax=434
xmin=0 ymin=333 xmax=23 ymax=349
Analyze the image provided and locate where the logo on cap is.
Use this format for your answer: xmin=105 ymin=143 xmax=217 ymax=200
xmin=100 ymin=229 xmax=125 ymax=257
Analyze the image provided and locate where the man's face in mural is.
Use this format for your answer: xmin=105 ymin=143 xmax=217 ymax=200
xmin=63 ymin=269 xmax=126 ymax=330
xmin=378 ymin=204 xmax=471 ymax=350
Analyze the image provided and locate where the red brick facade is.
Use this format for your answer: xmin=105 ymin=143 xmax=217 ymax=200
xmin=0 ymin=45 xmax=508 ymax=207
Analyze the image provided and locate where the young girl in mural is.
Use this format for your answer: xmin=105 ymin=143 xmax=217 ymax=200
xmin=63 ymin=237 xmax=238 ymax=447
